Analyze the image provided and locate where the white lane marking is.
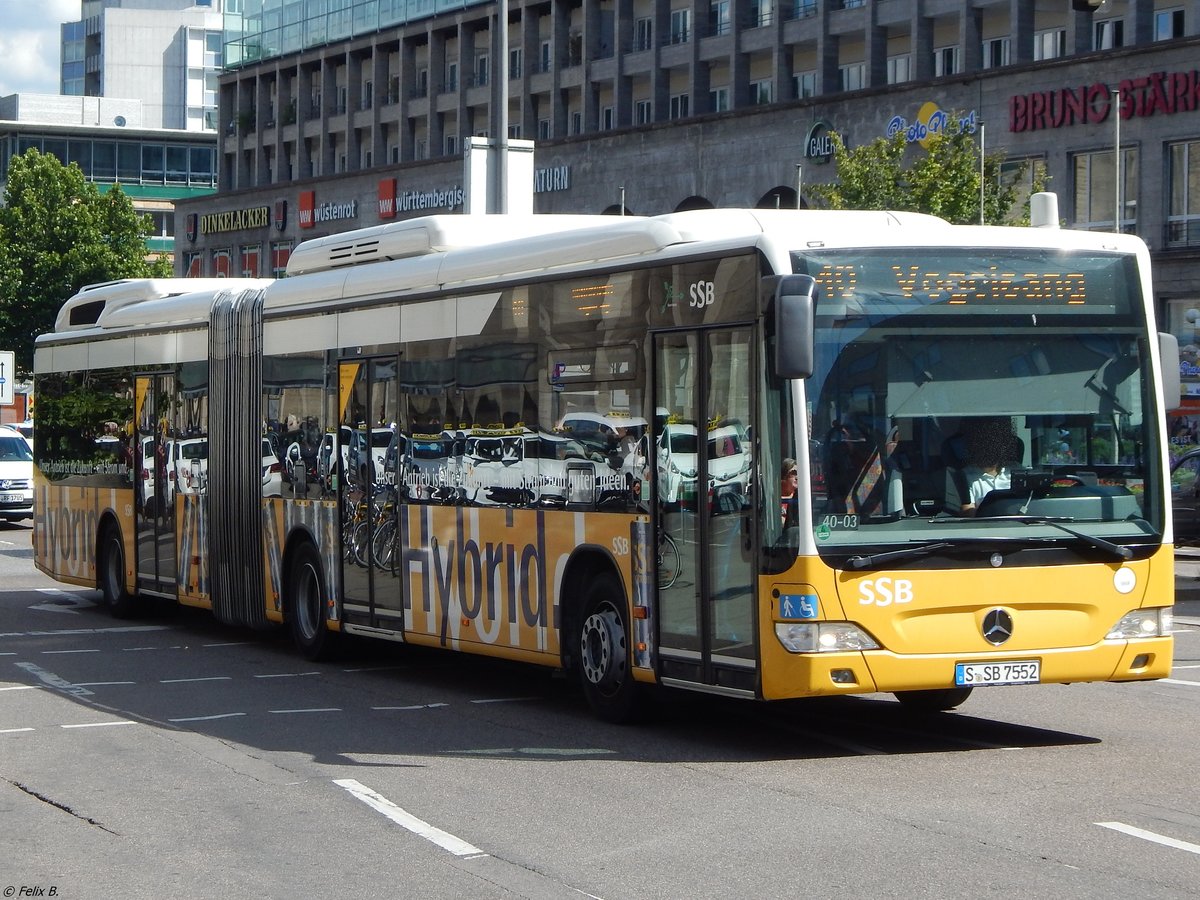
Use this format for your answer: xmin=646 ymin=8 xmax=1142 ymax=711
xmin=254 ymin=671 xmax=321 ymax=679
xmin=41 ymin=649 xmax=100 ymax=654
xmin=0 ymin=652 xmax=16 ymax=656
xmin=268 ymin=707 xmax=341 ymax=714
xmin=74 ymin=681 xmax=136 ymax=687
xmin=160 ymin=676 xmax=232 ymax=684
xmin=29 ymin=592 xmax=97 ymax=614
xmin=202 ymin=641 xmax=252 ymax=647
xmin=335 ymin=778 xmax=488 ymax=859
xmin=1097 ymin=821 xmax=1200 ymax=856
xmin=7 ymin=625 xmax=169 ymax=637
xmin=1161 ymin=678 xmax=1200 ymax=686
xmin=13 ymin=661 xmax=93 ymax=697
xmin=344 ymin=665 xmax=409 ymax=673
xmin=0 ymin=685 xmax=39 ymax=692
xmin=168 ymin=712 xmax=247 ymax=723
xmin=372 ymin=703 xmax=449 ymax=711
xmin=1 ymin=727 xmax=35 ymax=734
xmin=61 ymin=720 xmax=137 ymax=729
xmin=470 ymin=696 xmax=539 ymax=704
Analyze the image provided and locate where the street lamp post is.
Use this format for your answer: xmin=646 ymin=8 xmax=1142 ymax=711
xmin=1112 ymin=88 xmax=1121 ymax=233
xmin=979 ymin=122 xmax=986 ymax=226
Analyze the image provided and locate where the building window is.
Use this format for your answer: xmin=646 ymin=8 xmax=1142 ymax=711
xmin=445 ymin=62 xmax=457 ymax=92
xmin=538 ymin=118 xmax=551 ymax=139
xmin=886 ymin=55 xmax=910 ymax=85
xmin=1156 ymin=8 xmax=1185 ymax=40
xmin=709 ymin=1 xmax=731 ymax=36
xmin=634 ymin=17 xmax=653 ymax=51
xmin=204 ymin=31 xmax=222 ymax=67
xmin=635 ymin=99 xmax=652 ymax=124
xmin=240 ymin=244 xmax=261 ymax=278
xmin=184 ymin=251 xmax=204 ymax=277
xmin=669 ymin=93 xmax=689 ymax=120
xmin=933 ymin=46 xmax=959 ymax=76
xmin=1094 ymin=19 xmax=1123 ymax=50
xmin=750 ymin=79 xmax=772 ymax=105
xmin=670 ymin=9 xmax=691 ymax=44
xmin=509 ymin=47 xmax=522 ymax=78
xmin=1168 ymin=141 xmax=1200 ymax=247
xmin=839 ymin=63 xmax=865 ymax=91
xmin=212 ymin=248 xmax=232 ymax=278
xmin=602 ymin=106 xmax=615 ymax=130
xmin=476 ymin=55 xmax=489 ymax=86
xmin=508 ymin=123 xmax=522 ymax=139
xmin=999 ymin=157 xmax=1047 ymax=224
xmin=1073 ymin=147 xmax=1138 ymax=233
xmin=571 ymin=111 xmax=582 ymax=134
xmin=540 ymin=41 xmax=551 ymax=72
xmin=445 ymin=134 xmax=457 ymax=156
xmin=271 ymin=242 xmax=292 ymax=278
xmin=982 ymin=37 xmax=1010 ymax=69
xmin=710 ymin=86 xmax=730 ymax=111
xmin=1034 ymin=29 xmax=1066 ymax=61
xmin=794 ymin=71 xmax=816 ymax=99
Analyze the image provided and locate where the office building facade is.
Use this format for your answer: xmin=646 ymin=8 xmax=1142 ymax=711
xmin=61 ymin=0 xmax=227 ymax=132
xmin=174 ymin=1 xmax=1200 ymax=413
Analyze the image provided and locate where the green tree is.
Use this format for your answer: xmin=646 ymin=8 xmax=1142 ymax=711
xmin=0 ymin=148 xmax=172 ymax=373
xmin=807 ymin=125 xmax=1044 ymax=226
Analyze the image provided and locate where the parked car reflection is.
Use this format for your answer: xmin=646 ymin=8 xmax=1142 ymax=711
xmin=1171 ymin=448 xmax=1200 ymax=543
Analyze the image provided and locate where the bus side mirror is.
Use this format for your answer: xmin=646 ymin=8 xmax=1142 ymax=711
xmin=773 ymin=275 xmax=817 ymax=379
xmin=1160 ymin=331 xmax=1182 ymax=412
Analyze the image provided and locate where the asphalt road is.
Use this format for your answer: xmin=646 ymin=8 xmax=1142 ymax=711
xmin=2 ymin=521 xmax=1199 ymax=899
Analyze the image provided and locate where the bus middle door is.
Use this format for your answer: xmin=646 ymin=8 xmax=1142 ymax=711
xmin=134 ymin=372 xmax=177 ymax=594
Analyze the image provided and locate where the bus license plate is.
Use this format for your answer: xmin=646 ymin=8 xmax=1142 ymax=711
xmin=955 ymin=660 xmax=1040 ymax=687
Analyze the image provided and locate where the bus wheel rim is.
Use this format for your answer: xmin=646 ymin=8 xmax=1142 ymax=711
xmin=581 ymin=607 xmax=625 ymax=690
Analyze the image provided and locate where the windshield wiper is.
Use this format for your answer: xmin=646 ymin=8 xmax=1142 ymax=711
xmin=847 ymin=541 xmax=954 ymax=570
xmin=953 ymin=515 xmax=1134 ymax=561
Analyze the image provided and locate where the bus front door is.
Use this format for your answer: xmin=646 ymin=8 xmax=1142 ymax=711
xmin=653 ymin=328 xmax=757 ymax=693
xmin=134 ymin=373 xmax=177 ymax=593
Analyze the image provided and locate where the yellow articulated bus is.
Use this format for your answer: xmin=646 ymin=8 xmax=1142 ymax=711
xmin=32 ymin=208 xmax=1177 ymax=720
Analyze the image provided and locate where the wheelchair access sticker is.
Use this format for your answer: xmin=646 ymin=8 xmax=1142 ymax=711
xmin=780 ymin=594 xmax=819 ymax=619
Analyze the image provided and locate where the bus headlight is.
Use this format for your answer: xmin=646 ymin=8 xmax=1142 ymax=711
xmin=1105 ymin=607 xmax=1173 ymax=640
xmin=775 ymin=622 xmax=880 ymax=653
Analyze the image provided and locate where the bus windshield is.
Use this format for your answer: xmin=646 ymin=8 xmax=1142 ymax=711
xmin=794 ymin=247 xmax=1163 ymax=556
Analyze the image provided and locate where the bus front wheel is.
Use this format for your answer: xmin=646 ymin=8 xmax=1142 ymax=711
xmin=894 ymin=686 xmax=973 ymax=712
xmin=288 ymin=541 xmax=337 ymax=660
xmin=577 ymin=573 xmax=640 ymax=723
xmin=99 ymin=524 xmax=138 ymax=619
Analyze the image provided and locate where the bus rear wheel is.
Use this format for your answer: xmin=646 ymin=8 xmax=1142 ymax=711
xmin=288 ymin=541 xmax=337 ymax=660
xmin=894 ymin=686 xmax=973 ymax=712
xmin=576 ymin=573 xmax=640 ymax=723
xmin=98 ymin=524 xmax=138 ymax=619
